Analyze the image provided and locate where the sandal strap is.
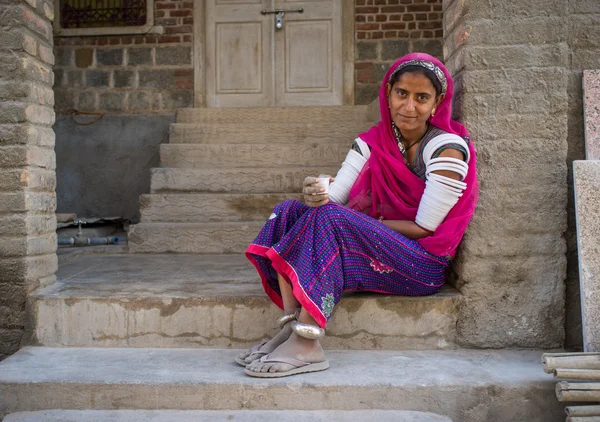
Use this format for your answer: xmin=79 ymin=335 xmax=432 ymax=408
xmin=259 ymin=355 xmax=310 ymax=368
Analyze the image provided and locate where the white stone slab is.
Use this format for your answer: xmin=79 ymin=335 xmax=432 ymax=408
xmin=3 ymin=409 xmax=453 ymax=422
xmin=574 ymin=160 xmax=600 ymax=351
xmin=0 ymin=347 xmax=562 ymax=421
xmin=583 ymin=70 xmax=600 ymax=160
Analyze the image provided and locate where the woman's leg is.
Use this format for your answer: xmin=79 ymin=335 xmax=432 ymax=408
xmin=246 ymin=307 xmax=325 ymax=374
xmin=236 ymin=273 xmax=301 ymax=365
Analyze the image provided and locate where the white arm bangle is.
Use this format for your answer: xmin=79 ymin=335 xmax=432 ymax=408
xmin=328 ymin=138 xmax=369 ymax=205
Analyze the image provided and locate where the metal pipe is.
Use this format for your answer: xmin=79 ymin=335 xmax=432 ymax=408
xmin=58 ymin=236 xmax=120 ymax=246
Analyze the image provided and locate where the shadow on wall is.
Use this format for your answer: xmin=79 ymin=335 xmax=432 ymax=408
xmin=54 ymin=114 xmax=175 ymax=223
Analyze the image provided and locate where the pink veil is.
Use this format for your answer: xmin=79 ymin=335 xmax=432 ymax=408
xmin=347 ymin=53 xmax=479 ymax=258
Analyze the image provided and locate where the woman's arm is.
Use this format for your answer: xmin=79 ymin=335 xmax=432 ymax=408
xmin=383 ymin=148 xmax=466 ymax=239
xmin=380 ymin=220 xmax=432 ymax=239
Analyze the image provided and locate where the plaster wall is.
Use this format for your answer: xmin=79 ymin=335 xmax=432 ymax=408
xmin=54 ymin=115 xmax=173 ymax=222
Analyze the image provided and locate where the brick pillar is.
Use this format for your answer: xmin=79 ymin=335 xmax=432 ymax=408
xmin=444 ymin=0 xmax=568 ymax=347
xmin=0 ymin=0 xmax=57 ymax=360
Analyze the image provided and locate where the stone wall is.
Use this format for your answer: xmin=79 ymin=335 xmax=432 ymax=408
xmin=564 ymin=0 xmax=600 ymax=349
xmin=355 ymin=0 xmax=443 ymax=104
xmin=444 ymin=0 xmax=569 ymax=348
xmin=0 ymin=0 xmax=57 ymax=360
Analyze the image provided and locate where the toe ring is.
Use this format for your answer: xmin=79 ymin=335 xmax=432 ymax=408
xmin=291 ymin=320 xmax=325 ymax=339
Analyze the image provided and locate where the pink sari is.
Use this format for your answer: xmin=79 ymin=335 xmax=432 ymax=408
xmin=347 ymin=53 xmax=479 ymax=258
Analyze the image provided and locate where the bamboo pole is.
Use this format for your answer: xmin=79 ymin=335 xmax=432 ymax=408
xmin=566 ymin=406 xmax=600 ymax=416
xmin=542 ymin=353 xmax=600 ymax=374
xmin=556 ymin=381 xmax=600 ymax=402
xmin=566 ymin=417 xmax=600 ymax=422
xmin=555 ymin=369 xmax=600 ymax=380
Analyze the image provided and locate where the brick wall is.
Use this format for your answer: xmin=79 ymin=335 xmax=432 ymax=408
xmin=0 ymin=0 xmax=57 ymax=360
xmin=354 ymin=0 xmax=443 ymax=104
xmin=53 ymin=0 xmax=194 ymax=114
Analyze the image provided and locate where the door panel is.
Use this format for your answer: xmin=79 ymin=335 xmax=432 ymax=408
xmin=285 ymin=21 xmax=331 ymax=92
xmin=206 ymin=0 xmax=272 ymax=107
xmin=275 ymin=0 xmax=342 ymax=106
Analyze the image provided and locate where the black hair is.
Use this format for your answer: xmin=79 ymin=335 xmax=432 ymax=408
xmin=388 ymin=65 xmax=443 ymax=97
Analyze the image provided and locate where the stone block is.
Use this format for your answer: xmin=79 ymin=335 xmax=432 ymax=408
xmin=569 ymin=0 xmax=600 ymax=14
xmin=573 ymin=160 xmax=600 ymax=351
xmin=114 ymin=70 xmax=135 ymax=88
xmin=0 ymin=145 xmax=56 ymax=169
xmin=583 ymin=70 xmax=600 ymax=160
xmin=85 ymin=71 xmax=108 ymax=88
xmin=0 ymin=53 xmax=53 ymax=86
xmin=66 ymin=70 xmax=83 ymax=87
xmin=78 ymin=91 xmax=96 ymax=111
xmin=0 ymin=233 xmax=56 ymax=257
xmin=0 ymin=124 xmax=55 ymax=147
xmin=0 ymin=214 xmax=56 ymax=237
xmin=128 ymin=91 xmax=153 ymax=111
xmin=0 ymin=193 xmax=56 ymax=214
xmin=75 ymin=48 xmax=93 ymax=68
xmin=411 ymin=39 xmax=443 ymax=60
xmin=467 ymin=17 xmax=567 ymax=46
xmin=52 ymin=69 xmax=65 ymax=87
xmin=0 ymin=305 xmax=25 ymax=328
xmin=461 ymin=67 xmax=567 ymax=95
xmin=155 ymin=46 xmax=191 ymax=66
xmin=0 ymin=104 xmax=54 ymax=126
xmin=380 ymin=40 xmax=409 ymax=60
xmin=127 ymin=48 xmax=153 ymax=66
xmin=96 ymin=49 xmax=123 ymax=67
xmin=159 ymin=90 xmax=193 ymax=110
xmin=2 ymin=31 xmax=37 ymax=56
xmin=0 ymin=254 xmax=57 ymax=284
xmin=464 ymin=44 xmax=569 ymax=71
xmin=356 ymin=41 xmax=378 ymax=60
xmin=459 ymin=0 xmax=565 ymax=19
xmin=0 ymin=168 xmax=56 ymax=192
xmin=99 ymin=92 xmax=125 ymax=112
xmin=55 ymin=48 xmax=72 ymax=67
xmin=37 ymin=42 xmax=54 ymax=66
xmin=138 ymin=70 xmax=174 ymax=89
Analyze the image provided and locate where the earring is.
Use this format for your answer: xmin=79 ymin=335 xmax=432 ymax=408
xmin=431 ymin=108 xmax=436 ymax=117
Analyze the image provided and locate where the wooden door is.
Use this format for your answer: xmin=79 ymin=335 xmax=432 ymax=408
xmin=205 ymin=0 xmax=273 ymax=107
xmin=274 ymin=0 xmax=343 ymax=106
xmin=205 ymin=0 xmax=343 ymax=107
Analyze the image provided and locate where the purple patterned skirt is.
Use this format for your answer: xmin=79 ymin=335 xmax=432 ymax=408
xmin=245 ymin=199 xmax=449 ymax=328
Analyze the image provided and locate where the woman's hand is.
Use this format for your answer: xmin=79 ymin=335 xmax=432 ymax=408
xmin=303 ymin=176 xmax=334 ymax=207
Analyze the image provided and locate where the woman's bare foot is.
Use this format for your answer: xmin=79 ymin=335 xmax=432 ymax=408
xmin=235 ymin=321 xmax=294 ymax=366
xmin=245 ymin=332 xmax=326 ymax=374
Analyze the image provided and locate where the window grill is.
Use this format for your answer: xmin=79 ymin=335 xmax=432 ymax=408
xmin=60 ymin=0 xmax=147 ymax=29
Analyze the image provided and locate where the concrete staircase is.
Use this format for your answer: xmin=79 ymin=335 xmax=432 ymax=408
xmin=0 ymin=106 xmax=564 ymax=421
xmin=128 ymin=106 xmax=371 ymax=253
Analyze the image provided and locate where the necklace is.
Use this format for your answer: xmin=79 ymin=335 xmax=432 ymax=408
xmin=391 ymin=122 xmax=427 ymax=159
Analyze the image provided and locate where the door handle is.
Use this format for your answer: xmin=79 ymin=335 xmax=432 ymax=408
xmin=261 ymin=8 xmax=303 ymax=30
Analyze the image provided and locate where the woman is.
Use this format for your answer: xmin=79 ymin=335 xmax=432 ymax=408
xmin=237 ymin=53 xmax=478 ymax=378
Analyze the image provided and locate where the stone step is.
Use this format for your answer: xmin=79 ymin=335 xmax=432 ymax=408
xmin=176 ymin=105 xmax=369 ymax=124
xmin=139 ymin=193 xmax=302 ymax=223
xmin=150 ymin=167 xmax=338 ymax=193
xmin=33 ymin=254 xmax=461 ymax=350
xmin=169 ymin=122 xmax=371 ymax=144
xmin=159 ymin=143 xmax=347 ymax=169
xmin=0 ymin=347 xmax=563 ymax=422
xmin=3 ymin=410 xmax=453 ymax=422
xmin=128 ymin=222 xmax=262 ymax=253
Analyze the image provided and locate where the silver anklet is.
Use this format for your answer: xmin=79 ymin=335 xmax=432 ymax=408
xmin=291 ymin=320 xmax=325 ymax=339
xmin=276 ymin=313 xmax=297 ymax=328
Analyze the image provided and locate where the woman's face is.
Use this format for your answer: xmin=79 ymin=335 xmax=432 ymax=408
xmin=386 ymin=71 xmax=443 ymax=135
